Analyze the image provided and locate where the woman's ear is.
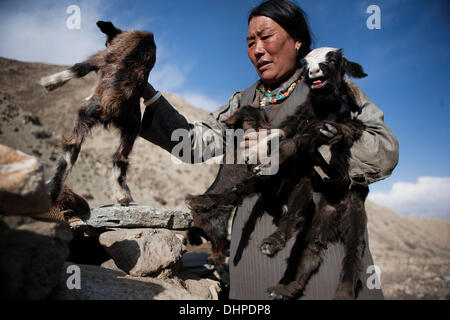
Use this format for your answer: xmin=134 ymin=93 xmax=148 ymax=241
xmin=343 ymin=58 xmax=368 ymax=79
xmin=295 ymin=41 xmax=302 ymax=55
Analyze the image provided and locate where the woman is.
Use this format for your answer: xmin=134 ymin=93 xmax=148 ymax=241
xmin=140 ymin=0 xmax=398 ymax=299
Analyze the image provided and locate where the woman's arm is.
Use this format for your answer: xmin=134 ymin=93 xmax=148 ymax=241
xmin=139 ymin=83 xmax=243 ymax=163
xmin=317 ymin=78 xmax=399 ymax=185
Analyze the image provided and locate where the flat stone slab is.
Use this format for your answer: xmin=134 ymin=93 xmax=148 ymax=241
xmin=83 ymin=205 xmax=193 ymax=230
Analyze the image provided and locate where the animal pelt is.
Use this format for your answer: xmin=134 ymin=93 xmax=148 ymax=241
xmin=260 ymin=47 xmax=369 ymax=300
xmin=187 ymin=47 xmax=370 ymax=300
xmin=35 ymin=185 xmax=90 ymax=221
xmin=186 ymin=106 xmax=274 ymax=283
xmin=39 ymin=21 xmax=156 ymax=206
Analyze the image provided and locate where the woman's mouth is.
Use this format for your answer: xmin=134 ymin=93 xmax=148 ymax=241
xmin=258 ymin=61 xmax=272 ymax=72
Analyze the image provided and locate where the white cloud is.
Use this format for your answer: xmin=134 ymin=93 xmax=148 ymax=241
xmin=0 ymin=1 xmax=222 ymax=112
xmin=368 ymin=176 xmax=450 ymax=219
xmin=180 ymin=92 xmax=223 ymax=111
xmin=149 ymin=62 xmax=223 ymax=111
xmin=150 ymin=63 xmax=190 ymax=93
xmin=0 ymin=0 xmax=107 ymax=65
xmin=149 ymin=63 xmax=224 ymax=111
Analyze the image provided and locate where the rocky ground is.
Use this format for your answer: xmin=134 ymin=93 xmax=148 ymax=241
xmin=0 ymin=56 xmax=448 ymax=299
xmin=0 ymin=141 xmax=221 ymax=300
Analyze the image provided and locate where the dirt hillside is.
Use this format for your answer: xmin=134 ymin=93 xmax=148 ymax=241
xmin=0 ymin=57 xmax=448 ymax=299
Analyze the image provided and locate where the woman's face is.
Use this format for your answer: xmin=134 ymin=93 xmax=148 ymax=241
xmin=247 ymin=16 xmax=301 ymax=86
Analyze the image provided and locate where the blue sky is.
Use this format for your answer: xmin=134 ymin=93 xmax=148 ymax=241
xmin=0 ymin=0 xmax=449 ymax=218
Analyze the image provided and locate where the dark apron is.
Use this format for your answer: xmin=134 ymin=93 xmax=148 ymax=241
xmin=228 ymin=81 xmax=384 ymax=300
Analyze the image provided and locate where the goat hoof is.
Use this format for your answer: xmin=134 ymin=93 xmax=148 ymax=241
xmin=260 ymin=243 xmax=274 ymax=256
xmin=252 ymin=165 xmax=261 ymax=175
xmin=260 ymin=240 xmax=279 ymax=257
xmin=333 ymin=284 xmax=355 ymax=300
xmin=252 ymin=165 xmax=267 ymax=176
xmin=268 ymin=290 xmax=284 ymax=300
xmin=267 ymin=285 xmax=294 ymax=300
xmin=117 ymin=195 xmax=133 ymax=206
xmin=113 ymin=185 xmax=133 ymax=206
xmin=333 ymin=292 xmax=354 ymax=300
xmin=253 ymin=162 xmax=271 ymax=176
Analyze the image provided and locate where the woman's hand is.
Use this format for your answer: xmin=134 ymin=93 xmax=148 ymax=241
xmin=240 ymin=129 xmax=285 ymax=167
xmin=320 ymin=122 xmax=338 ymax=139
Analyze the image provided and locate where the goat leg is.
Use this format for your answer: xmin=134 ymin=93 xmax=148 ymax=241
xmin=261 ymin=177 xmax=313 ymax=256
xmin=267 ymin=238 xmax=327 ymax=300
xmin=47 ymin=100 xmax=100 ymax=202
xmin=39 ymin=51 xmax=104 ymax=91
xmin=334 ymin=190 xmax=368 ymax=300
xmin=209 ymin=237 xmax=230 ymax=284
xmin=111 ymin=126 xmax=139 ymax=206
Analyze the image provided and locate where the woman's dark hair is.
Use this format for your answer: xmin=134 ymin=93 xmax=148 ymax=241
xmin=248 ymin=0 xmax=312 ymax=59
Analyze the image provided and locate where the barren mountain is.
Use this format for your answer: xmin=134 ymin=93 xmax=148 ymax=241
xmin=0 ymin=57 xmax=448 ymax=299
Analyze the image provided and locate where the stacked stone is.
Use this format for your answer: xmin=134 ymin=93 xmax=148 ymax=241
xmin=0 ymin=143 xmax=219 ymax=300
xmin=0 ymin=144 xmax=72 ymax=299
xmin=87 ymin=205 xmax=192 ymax=277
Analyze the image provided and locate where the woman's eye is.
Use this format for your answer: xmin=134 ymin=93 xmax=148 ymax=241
xmin=248 ymin=42 xmax=255 ymax=48
xmin=261 ymin=35 xmax=271 ymax=40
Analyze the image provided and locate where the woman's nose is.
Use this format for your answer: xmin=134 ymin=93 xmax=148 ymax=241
xmin=254 ymin=40 xmax=265 ymax=57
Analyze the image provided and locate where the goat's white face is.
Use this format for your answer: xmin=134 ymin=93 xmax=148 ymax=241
xmin=303 ymin=47 xmax=367 ymax=92
xmin=303 ymin=47 xmax=338 ymax=89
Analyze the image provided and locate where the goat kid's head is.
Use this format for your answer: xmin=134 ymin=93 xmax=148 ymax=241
xmin=225 ymin=106 xmax=271 ymax=131
xmin=96 ymin=21 xmax=123 ymax=47
xmin=302 ymin=47 xmax=367 ymax=94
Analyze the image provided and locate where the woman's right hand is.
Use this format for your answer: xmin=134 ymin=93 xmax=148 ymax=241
xmin=240 ymin=129 xmax=286 ymax=176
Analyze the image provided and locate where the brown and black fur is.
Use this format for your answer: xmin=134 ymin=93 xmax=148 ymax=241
xmin=40 ymin=21 xmax=156 ymax=205
xmin=35 ymin=185 xmax=90 ymax=221
xmin=188 ymin=48 xmax=369 ymax=299
xmin=186 ymin=106 xmax=273 ymax=282
xmin=257 ymin=48 xmax=369 ymax=300
xmin=260 ymin=114 xmax=368 ymax=300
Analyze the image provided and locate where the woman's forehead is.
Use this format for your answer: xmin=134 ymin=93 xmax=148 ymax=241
xmin=247 ymin=16 xmax=280 ymax=37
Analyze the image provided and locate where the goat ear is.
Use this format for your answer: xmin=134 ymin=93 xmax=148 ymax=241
xmin=96 ymin=21 xmax=121 ymax=38
xmin=343 ymin=57 xmax=367 ymax=78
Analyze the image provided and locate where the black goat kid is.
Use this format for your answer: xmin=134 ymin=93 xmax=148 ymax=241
xmin=259 ymin=47 xmax=369 ymax=300
xmin=188 ymin=47 xmax=370 ymax=300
